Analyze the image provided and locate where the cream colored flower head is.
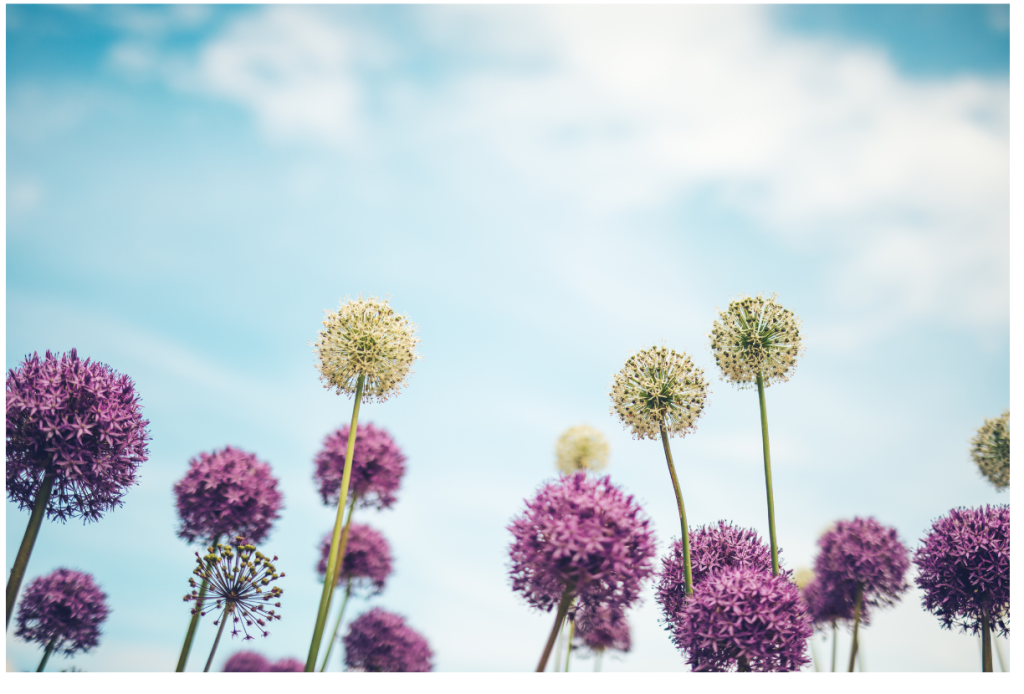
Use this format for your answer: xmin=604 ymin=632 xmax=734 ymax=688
xmin=555 ymin=425 xmax=610 ymax=475
xmin=610 ymin=345 xmax=709 ymax=441
xmin=314 ymin=295 xmax=421 ymax=403
xmin=794 ymin=567 xmax=815 ymax=591
xmin=709 ymin=293 xmax=803 ymax=389
xmin=971 ymin=409 xmax=1009 ymax=491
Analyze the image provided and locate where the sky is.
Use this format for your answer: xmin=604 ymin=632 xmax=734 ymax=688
xmin=5 ymin=2 xmax=1014 ymax=676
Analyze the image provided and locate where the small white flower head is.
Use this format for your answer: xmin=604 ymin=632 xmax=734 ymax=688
xmin=709 ymin=293 xmax=803 ymax=389
xmin=314 ymin=296 xmax=421 ymax=403
xmin=970 ymin=409 xmax=1009 ymax=491
xmin=555 ymin=425 xmax=610 ymax=475
xmin=610 ymin=345 xmax=709 ymax=441
xmin=794 ymin=567 xmax=815 ymax=591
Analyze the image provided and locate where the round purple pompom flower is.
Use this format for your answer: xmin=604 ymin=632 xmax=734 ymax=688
xmin=174 ymin=446 xmax=283 ymax=545
xmin=813 ymin=517 xmax=909 ymax=616
xmin=7 ymin=350 xmax=150 ymax=522
xmin=342 ymin=607 xmax=433 ymax=672
xmin=508 ymin=472 xmax=657 ymax=613
xmin=222 ymin=651 xmax=270 ymax=672
xmin=14 ymin=568 xmax=110 ymax=656
xmin=574 ymin=603 xmax=631 ymax=656
xmin=914 ymin=505 xmax=1009 ymax=637
xmin=674 ymin=566 xmax=812 ymax=672
xmin=314 ymin=423 xmax=406 ymax=510
xmin=800 ymin=575 xmax=868 ymax=628
xmin=316 ymin=523 xmax=392 ymax=595
xmin=268 ymin=657 xmax=304 ymax=672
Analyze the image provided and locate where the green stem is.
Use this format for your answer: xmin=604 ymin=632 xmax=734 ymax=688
xmin=175 ymin=534 xmax=221 ymax=672
xmin=305 ymin=374 xmax=364 ymax=672
xmin=994 ymin=632 xmax=1006 ymax=672
xmin=36 ymin=638 xmax=55 ymax=672
xmin=809 ymin=631 xmax=820 ymax=672
xmin=203 ymin=608 xmax=230 ymax=673
xmin=737 ymin=655 xmax=751 ymax=672
xmin=831 ymin=619 xmax=837 ymax=672
xmin=552 ymin=616 xmax=564 ymax=672
xmin=565 ymin=605 xmax=576 ymax=672
xmin=981 ymin=607 xmax=992 ymax=672
xmin=536 ymin=585 xmax=575 ymax=673
xmin=755 ymin=372 xmax=779 ymax=576
xmin=659 ymin=424 xmax=693 ymax=596
xmin=7 ymin=473 xmax=55 ymax=629
xmin=848 ymin=583 xmax=863 ymax=673
xmin=595 ymin=650 xmax=602 ymax=672
xmin=319 ymin=581 xmax=353 ymax=672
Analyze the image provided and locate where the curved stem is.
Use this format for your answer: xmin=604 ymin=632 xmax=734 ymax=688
xmin=981 ymin=607 xmax=992 ymax=672
xmin=659 ymin=424 xmax=693 ymax=596
xmin=319 ymin=581 xmax=353 ymax=672
xmin=755 ymin=373 xmax=779 ymax=576
xmin=36 ymin=638 xmax=55 ymax=672
xmin=175 ymin=534 xmax=221 ymax=672
xmin=536 ymin=585 xmax=575 ymax=673
xmin=848 ymin=583 xmax=863 ymax=673
xmin=7 ymin=473 xmax=55 ymax=629
xmin=204 ymin=609 xmax=230 ymax=672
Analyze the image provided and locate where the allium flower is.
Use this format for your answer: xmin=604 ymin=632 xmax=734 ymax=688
xmin=314 ymin=296 xmax=420 ymax=403
xmin=342 ymin=608 xmax=433 ymax=672
xmin=914 ymin=505 xmax=1009 ymax=637
xmin=971 ymin=410 xmax=1009 ymax=491
xmin=813 ymin=517 xmax=910 ymax=614
xmin=314 ymin=422 xmax=406 ymax=510
xmin=508 ymin=473 xmax=657 ymax=613
xmin=555 ymin=425 xmax=610 ymax=474
xmin=610 ymin=346 xmax=708 ymax=440
xmin=709 ymin=294 xmax=802 ymax=388
xmin=316 ymin=523 xmax=392 ymax=595
xmin=574 ymin=602 xmax=631 ymax=655
xmin=268 ymin=657 xmax=304 ymax=672
xmin=6 ymin=349 xmax=150 ymax=522
xmin=674 ymin=566 xmax=812 ymax=672
xmin=174 ymin=446 xmax=283 ymax=545
xmin=800 ymin=575 xmax=866 ymax=628
xmin=14 ymin=568 xmax=109 ymax=656
xmin=222 ymin=651 xmax=269 ymax=672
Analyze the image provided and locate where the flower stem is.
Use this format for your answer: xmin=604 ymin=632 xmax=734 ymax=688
xmin=755 ymin=372 xmax=779 ymax=577
xmin=994 ymin=632 xmax=1006 ymax=672
xmin=552 ymin=618 xmax=564 ymax=672
xmin=595 ymin=650 xmax=603 ymax=672
xmin=659 ymin=424 xmax=693 ymax=596
xmin=809 ymin=631 xmax=820 ymax=672
xmin=305 ymin=373 xmax=364 ymax=672
xmin=319 ymin=581 xmax=353 ymax=672
xmin=36 ymin=637 xmax=55 ymax=672
xmin=831 ymin=619 xmax=837 ymax=672
xmin=737 ymin=655 xmax=751 ymax=672
xmin=981 ymin=607 xmax=993 ymax=672
xmin=317 ymin=492 xmax=357 ymax=662
xmin=564 ymin=607 xmax=576 ymax=672
xmin=203 ymin=610 xmax=230 ymax=673
xmin=536 ymin=585 xmax=575 ymax=672
xmin=7 ymin=473 xmax=55 ymax=629
xmin=848 ymin=583 xmax=863 ymax=673
xmin=175 ymin=533 xmax=221 ymax=672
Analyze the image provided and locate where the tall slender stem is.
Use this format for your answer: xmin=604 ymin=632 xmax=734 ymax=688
xmin=319 ymin=581 xmax=353 ymax=672
xmin=994 ymin=632 xmax=1006 ymax=672
xmin=848 ymin=583 xmax=863 ymax=673
xmin=204 ymin=609 xmax=230 ymax=672
xmin=981 ymin=607 xmax=993 ymax=672
xmin=36 ymin=638 xmax=55 ymax=672
xmin=552 ymin=617 xmax=564 ymax=672
xmin=175 ymin=533 xmax=221 ymax=672
xmin=318 ymin=493 xmax=357 ymax=654
xmin=537 ymin=585 xmax=575 ymax=672
xmin=659 ymin=424 xmax=693 ymax=595
xmin=7 ymin=473 xmax=55 ymax=628
xmin=305 ymin=374 xmax=364 ymax=672
xmin=595 ymin=650 xmax=603 ymax=672
xmin=809 ymin=631 xmax=820 ymax=672
xmin=755 ymin=372 xmax=779 ymax=576
xmin=831 ymin=619 xmax=837 ymax=672
xmin=564 ymin=607 xmax=576 ymax=672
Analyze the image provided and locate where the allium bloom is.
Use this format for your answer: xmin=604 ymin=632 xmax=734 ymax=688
xmin=268 ymin=657 xmax=304 ymax=672
xmin=610 ymin=346 xmax=708 ymax=440
xmin=14 ymin=568 xmax=109 ymax=656
xmin=314 ymin=422 xmax=406 ymax=510
xmin=971 ymin=410 xmax=1009 ymax=491
xmin=222 ymin=651 xmax=270 ymax=672
xmin=314 ymin=296 xmax=420 ymax=403
xmin=343 ymin=608 xmax=433 ymax=672
xmin=800 ymin=575 xmax=866 ymax=628
xmin=813 ymin=518 xmax=910 ymax=614
xmin=174 ymin=446 xmax=283 ymax=545
xmin=508 ymin=473 xmax=657 ymax=613
xmin=709 ymin=294 xmax=802 ymax=388
xmin=914 ymin=505 xmax=1009 ymax=637
xmin=555 ymin=425 xmax=610 ymax=474
xmin=6 ymin=349 xmax=150 ymax=521
xmin=316 ymin=523 xmax=392 ymax=595
xmin=574 ymin=603 xmax=631 ymax=655
xmin=674 ymin=566 xmax=812 ymax=672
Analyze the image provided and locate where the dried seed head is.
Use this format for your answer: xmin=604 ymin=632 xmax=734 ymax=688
xmin=709 ymin=294 xmax=802 ymax=389
xmin=609 ymin=345 xmax=708 ymax=441
xmin=970 ymin=410 xmax=1009 ymax=491
xmin=555 ymin=425 xmax=610 ymax=474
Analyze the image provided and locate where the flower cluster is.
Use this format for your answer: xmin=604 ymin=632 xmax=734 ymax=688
xmin=314 ymin=422 xmax=406 ymax=510
xmin=574 ymin=602 xmax=631 ymax=656
xmin=6 ymin=349 xmax=150 ymax=522
xmin=14 ymin=568 xmax=110 ymax=656
xmin=343 ymin=608 xmax=433 ymax=672
xmin=610 ymin=346 xmax=708 ymax=440
xmin=555 ymin=425 xmax=610 ymax=474
xmin=970 ymin=410 xmax=1009 ymax=491
xmin=813 ymin=518 xmax=909 ymax=616
xmin=317 ymin=523 xmax=392 ymax=595
xmin=222 ymin=651 xmax=269 ymax=672
xmin=709 ymin=294 xmax=802 ymax=388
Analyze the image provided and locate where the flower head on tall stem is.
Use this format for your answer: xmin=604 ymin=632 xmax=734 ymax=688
xmin=813 ymin=517 xmax=910 ymax=614
xmin=316 ymin=523 xmax=392 ymax=595
xmin=573 ymin=602 xmax=631 ymax=657
xmin=222 ymin=651 xmax=270 ymax=672
xmin=555 ymin=425 xmax=610 ymax=474
xmin=610 ymin=346 xmax=708 ymax=441
xmin=14 ymin=568 xmax=109 ymax=657
xmin=709 ymin=294 xmax=802 ymax=388
xmin=313 ymin=423 xmax=406 ymax=510
xmin=970 ymin=410 xmax=1009 ymax=491
xmin=342 ymin=608 xmax=433 ymax=672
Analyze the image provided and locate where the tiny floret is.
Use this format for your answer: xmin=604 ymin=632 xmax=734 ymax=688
xmin=343 ymin=608 xmax=433 ymax=672
xmin=610 ymin=346 xmax=708 ymax=441
xmin=709 ymin=294 xmax=802 ymax=388
xmin=15 ymin=568 xmax=110 ymax=656
xmin=555 ymin=425 xmax=610 ymax=474
xmin=970 ymin=410 xmax=1009 ymax=491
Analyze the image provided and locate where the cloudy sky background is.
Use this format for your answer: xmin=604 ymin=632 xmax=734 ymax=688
xmin=5 ymin=3 xmax=1012 ymax=673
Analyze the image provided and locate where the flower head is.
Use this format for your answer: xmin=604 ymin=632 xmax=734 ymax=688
xmin=800 ymin=574 xmax=866 ymax=628
xmin=313 ymin=422 xmax=406 ymax=510
xmin=970 ymin=410 xmax=1009 ymax=491
xmin=573 ymin=602 xmax=631 ymax=656
xmin=314 ymin=296 xmax=420 ymax=403
xmin=555 ymin=425 xmax=610 ymax=474
xmin=184 ymin=537 xmax=284 ymax=641
xmin=174 ymin=446 xmax=283 ymax=545
xmin=316 ymin=523 xmax=392 ymax=595
xmin=14 ymin=568 xmax=110 ymax=656
xmin=813 ymin=517 xmax=909 ymax=616
xmin=342 ymin=607 xmax=433 ymax=672
xmin=6 ymin=349 xmax=150 ymax=522
xmin=914 ymin=505 xmax=1009 ymax=637
xmin=268 ymin=657 xmax=304 ymax=672
xmin=610 ymin=346 xmax=708 ymax=441
xmin=709 ymin=294 xmax=802 ymax=388
xmin=508 ymin=472 xmax=657 ymax=613
xmin=222 ymin=651 xmax=270 ymax=672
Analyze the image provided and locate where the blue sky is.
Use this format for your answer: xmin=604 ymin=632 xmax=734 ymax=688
xmin=6 ymin=4 xmax=1011 ymax=675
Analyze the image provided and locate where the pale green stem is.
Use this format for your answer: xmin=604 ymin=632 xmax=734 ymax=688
xmin=595 ymin=650 xmax=603 ymax=672
xmin=848 ymin=583 xmax=863 ymax=673
xmin=537 ymin=585 xmax=575 ymax=672
xmin=319 ymin=581 xmax=353 ymax=672
xmin=552 ymin=618 xmax=564 ymax=672
xmin=659 ymin=424 xmax=693 ymax=596
xmin=994 ymin=633 xmax=1006 ymax=672
xmin=564 ymin=608 xmax=576 ymax=672
xmin=755 ymin=372 xmax=779 ymax=576
xmin=175 ymin=533 xmax=221 ymax=672
xmin=809 ymin=631 xmax=820 ymax=672
xmin=831 ymin=619 xmax=837 ymax=672
xmin=203 ymin=609 xmax=230 ymax=673
xmin=7 ymin=473 xmax=55 ymax=629
xmin=36 ymin=638 xmax=55 ymax=672
xmin=316 ymin=493 xmax=357 ymax=666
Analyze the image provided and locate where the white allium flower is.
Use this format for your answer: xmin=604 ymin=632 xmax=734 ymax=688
xmin=555 ymin=426 xmax=610 ymax=474
xmin=971 ymin=409 xmax=1009 ymax=491
xmin=709 ymin=294 xmax=803 ymax=389
xmin=794 ymin=567 xmax=815 ymax=591
xmin=610 ymin=346 xmax=709 ymax=441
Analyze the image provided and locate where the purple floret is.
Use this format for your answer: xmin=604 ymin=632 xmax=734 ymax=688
xmin=813 ymin=517 xmax=909 ymax=617
xmin=173 ymin=446 xmax=283 ymax=545
xmin=316 ymin=523 xmax=392 ymax=595
xmin=268 ymin=657 xmax=304 ymax=672
xmin=14 ymin=568 xmax=110 ymax=656
xmin=314 ymin=423 xmax=406 ymax=510
xmin=674 ymin=566 xmax=812 ymax=672
xmin=574 ymin=602 xmax=631 ymax=655
xmin=342 ymin=607 xmax=433 ymax=672
xmin=6 ymin=350 xmax=150 ymax=522
xmin=914 ymin=505 xmax=1009 ymax=637
xmin=222 ymin=651 xmax=270 ymax=672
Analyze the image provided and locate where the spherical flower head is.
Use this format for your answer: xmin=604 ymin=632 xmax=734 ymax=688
xmin=316 ymin=522 xmax=393 ymax=595
xmin=14 ymin=568 xmax=110 ymax=657
xmin=314 ymin=296 xmax=421 ymax=403
xmin=574 ymin=602 xmax=631 ymax=656
xmin=971 ymin=410 xmax=1009 ymax=491
xmin=6 ymin=349 xmax=151 ymax=522
xmin=508 ymin=472 xmax=657 ymax=613
xmin=800 ymin=575 xmax=866 ymax=628
xmin=555 ymin=425 xmax=610 ymax=474
xmin=674 ymin=566 xmax=812 ymax=672
xmin=914 ymin=505 xmax=1009 ymax=637
xmin=222 ymin=651 xmax=270 ymax=672
xmin=342 ymin=607 xmax=433 ymax=672
xmin=268 ymin=657 xmax=304 ymax=672
xmin=313 ymin=422 xmax=406 ymax=510
xmin=610 ymin=346 xmax=709 ymax=441
xmin=709 ymin=294 xmax=803 ymax=389
xmin=813 ymin=517 xmax=909 ymax=615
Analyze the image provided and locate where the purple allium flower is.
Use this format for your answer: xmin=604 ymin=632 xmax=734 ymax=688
xmin=173 ymin=446 xmax=283 ymax=545
xmin=508 ymin=473 xmax=657 ymax=613
xmin=316 ymin=523 xmax=392 ymax=595
xmin=222 ymin=651 xmax=270 ymax=672
xmin=268 ymin=657 xmax=304 ymax=672
xmin=313 ymin=423 xmax=406 ymax=510
xmin=674 ymin=566 xmax=812 ymax=672
xmin=574 ymin=603 xmax=631 ymax=655
xmin=813 ymin=517 xmax=910 ymax=616
xmin=800 ymin=575 xmax=867 ymax=628
xmin=14 ymin=568 xmax=110 ymax=656
xmin=6 ymin=350 xmax=150 ymax=522
xmin=914 ymin=505 xmax=1009 ymax=637
xmin=342 ymin=607 xmax=433 ymax=672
